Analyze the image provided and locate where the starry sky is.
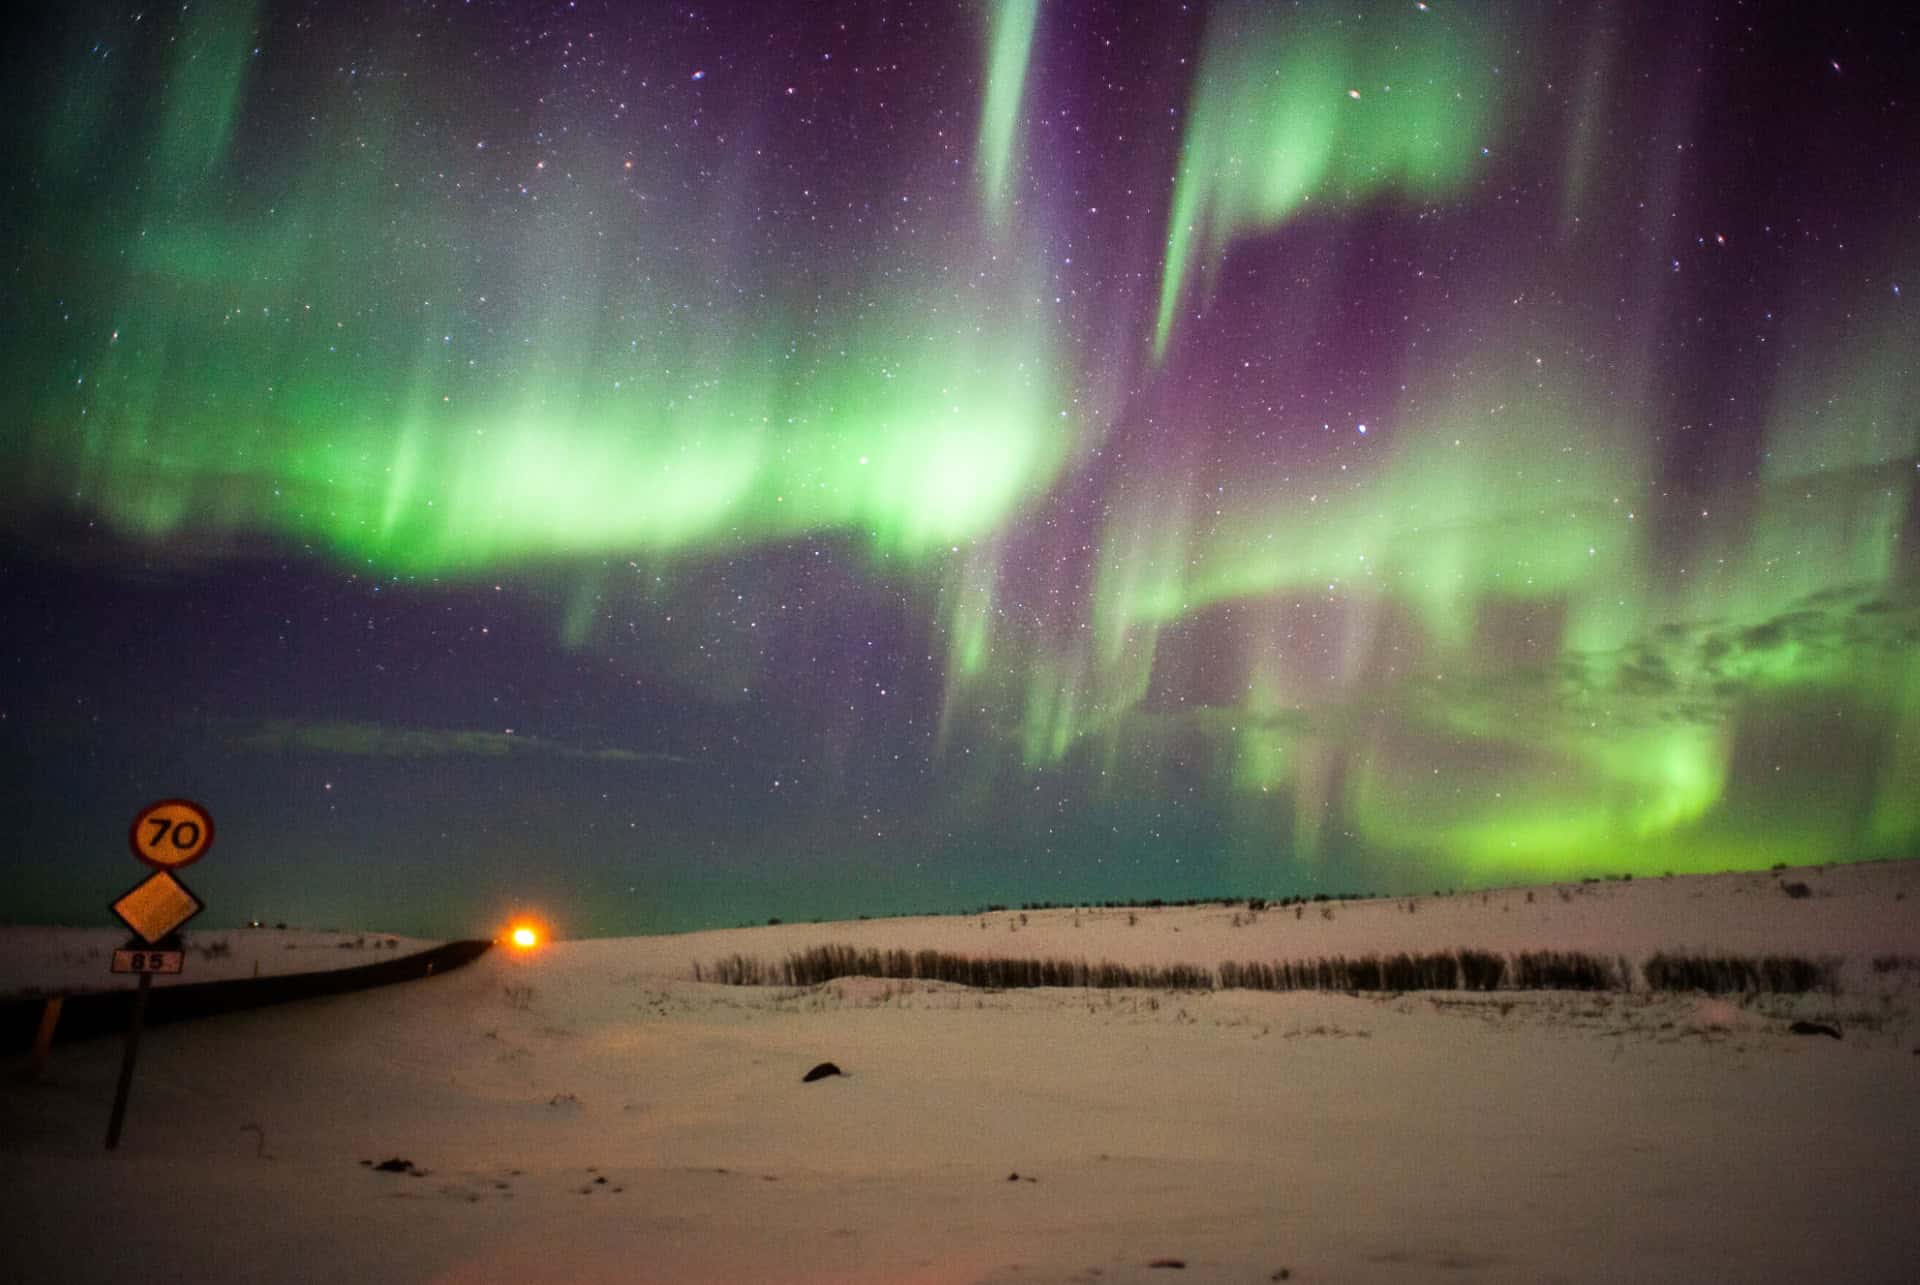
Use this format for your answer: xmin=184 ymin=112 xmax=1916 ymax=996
xmin=3 ymin=0 xmax=1915 ymax=939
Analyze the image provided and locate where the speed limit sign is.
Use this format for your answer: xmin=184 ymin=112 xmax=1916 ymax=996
xmin=129 ymin=799 xmax=215 ymax=869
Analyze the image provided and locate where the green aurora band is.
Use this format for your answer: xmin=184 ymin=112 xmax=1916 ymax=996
xmin=976 ymin=0 xmax=1042 ymax=234
xmin=21 ymin=244 xmax=1070 ymax=570
xmin=5 ymin=0 xmax=1916 ymax=901
xmin=1154 ymin=1 xmax=1499 ymax=356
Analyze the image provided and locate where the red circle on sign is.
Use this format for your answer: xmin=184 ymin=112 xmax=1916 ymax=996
xmin=129 ymin=798 xmax=216 ymax=869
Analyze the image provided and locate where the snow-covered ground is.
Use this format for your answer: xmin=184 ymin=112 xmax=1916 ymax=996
xmin=4 ymin=860 xmax=1917 ymax=1283
xmin=0 ymin=927 xmax=445 ymax=999
xmin=590 ymin=859 xmax=1920 ymax=987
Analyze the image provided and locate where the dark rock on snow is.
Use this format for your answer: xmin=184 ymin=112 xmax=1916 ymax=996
xmin=1788 ymin=1021 xmax=1842 ymax=1039
xmin=802 ymin=1061 xmax=843 ymax=1082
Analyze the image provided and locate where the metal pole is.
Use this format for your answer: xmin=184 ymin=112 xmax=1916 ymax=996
xmin=105 ymin=971 xmax=153 ymax=1150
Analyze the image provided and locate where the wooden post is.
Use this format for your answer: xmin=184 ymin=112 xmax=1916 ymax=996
xmin=104 ymin=972 xmax=153 ymax=1150
xmin=25 ymin=996 xmax=64 ymax=1081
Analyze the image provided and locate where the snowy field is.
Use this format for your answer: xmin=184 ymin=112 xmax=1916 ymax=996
xmin=0 ymin=927 xmax=445 ymax=999
xmin=4 ymin=861 xmax=1917 ymax=1283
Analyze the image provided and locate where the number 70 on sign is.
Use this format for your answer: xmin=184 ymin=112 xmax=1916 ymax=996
xmin=129 ymin=799 xmax=215 ymax=869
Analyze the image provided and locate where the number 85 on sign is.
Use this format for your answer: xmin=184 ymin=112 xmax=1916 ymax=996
xmin=129 ymin=799 xmax=214 ymax=869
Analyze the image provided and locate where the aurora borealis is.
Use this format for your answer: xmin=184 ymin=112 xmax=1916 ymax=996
xmin=3 ymin=0 xmax=1915 ymax=938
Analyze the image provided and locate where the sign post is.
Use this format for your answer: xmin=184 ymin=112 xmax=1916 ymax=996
xmin=106 ymin=799 xmax=213 ymax=1151
xmin=104 ymin=970 xmax=154 ymax=1151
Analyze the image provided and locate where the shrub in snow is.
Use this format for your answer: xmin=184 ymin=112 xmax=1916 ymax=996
xmin=1643 ymin=952 xmax=1832 ymax=994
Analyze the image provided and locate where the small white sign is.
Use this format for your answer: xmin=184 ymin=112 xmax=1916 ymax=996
xmin=112 ymin=948 xmax=185 ymax=975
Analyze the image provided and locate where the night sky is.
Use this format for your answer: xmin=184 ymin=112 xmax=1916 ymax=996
xmin=3 ymin=1 xmax=1915 ymax=939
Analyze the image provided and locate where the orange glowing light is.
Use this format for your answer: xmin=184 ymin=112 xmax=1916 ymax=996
xmin=510 ymin=926 xmax=539 ymax=949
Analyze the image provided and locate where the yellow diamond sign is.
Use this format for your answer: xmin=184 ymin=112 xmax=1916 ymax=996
xmin=112 ymin=871 xmax=204 ymax=945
